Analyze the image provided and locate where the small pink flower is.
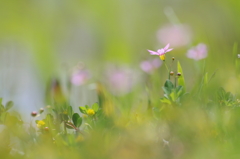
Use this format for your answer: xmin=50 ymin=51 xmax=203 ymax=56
xmin=71 ymin=68 xmax=91 ymax=86
xmin=187 ymin=43 xmax=207 ymax=60
xmin=105 ymin=66 xmax=138 ymax=95
xmin=147 ymin=44 xmax=173 ymax=61
xmin=157 ymin=24 xmax=192 ymax=47
xmin=140 ymin=58 xmax=162 ymax=74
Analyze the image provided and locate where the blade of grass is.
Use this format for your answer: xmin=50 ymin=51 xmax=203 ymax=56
xmin=177 ymin=61 xmax=185 ymax=92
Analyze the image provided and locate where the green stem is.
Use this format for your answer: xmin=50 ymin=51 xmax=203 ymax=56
xmin=64 ymin=121 xmax=67 ymax=134
xmin=174 ymin=76 xmax=177 ymax=88
xmin=164 ymin=61 xmax=170 ymax=79
xmin=169 ymin=59 xmax=174 ymax=72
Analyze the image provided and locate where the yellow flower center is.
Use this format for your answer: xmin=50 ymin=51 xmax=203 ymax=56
xmin=159 ymin=55 xmax=165 ymax=61
xmin=37 ymin=120 xmax=46 ymax=128
xmin=87 ymin=109 xmax=95 ymax=116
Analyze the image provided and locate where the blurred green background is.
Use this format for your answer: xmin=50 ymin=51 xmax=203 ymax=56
xmin=1 ymin=1 xmax=240 ymax=158
xmin=0 ymin=0 xmax=239 ymax=93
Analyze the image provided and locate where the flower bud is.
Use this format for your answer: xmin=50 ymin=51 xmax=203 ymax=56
xmin=31 ymin=111 xmax=37 ymax=117
xmin=44 ymin=127 xmax=49 ymax=131
xmin=172 ymin=57 xmax=175 ymax=61
xmin=177 ymin=72 xmax=181 ymax=76
xmin=39 ymin=108 xmax=44 ymax=114
xmin=170 ymin=71 xmax=174 ymax=76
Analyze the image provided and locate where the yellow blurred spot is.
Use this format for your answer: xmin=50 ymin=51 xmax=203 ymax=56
xmin=83 ymin=114 xmax=88 ymax=118
xmin=37 ymin=120 xmax=46 ymax=128
xmin=76 ymin=134 xmax=84 ymax=142
xmin=159 ymin=55 xmax=165 ymax=61
xmin=87 ymin=109 xmax=95 ymax=116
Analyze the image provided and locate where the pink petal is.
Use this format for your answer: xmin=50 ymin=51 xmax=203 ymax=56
xmin=186 ymin=43 xmax=208 ymax=60
xmin=166 ymin=48 xmax=173 ymax=52
xmin=157 ymin=49 xmax=164 ymax=54
xmin=187 ymin=49 xmax=198 ymax=60
xmin=152 ymin=58 xmax=162 ymax=68
xmin=148 ymin=50 xmax=159 ymax=55
xmin=140 ymin=61 xmax=153 ymax=73
xmin=164 ymin=43 xmax=170 ymax=50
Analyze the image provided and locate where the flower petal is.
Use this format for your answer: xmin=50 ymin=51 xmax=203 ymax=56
xmin=164 ymin=43 xmax=170 ymax=50
xmin=157 ymin=49 xmax=164 ymax=54
xmin=166 ymin=48 xmax=173 ymax=52
xmin=148 ymin=50 xmax=159 ymax=55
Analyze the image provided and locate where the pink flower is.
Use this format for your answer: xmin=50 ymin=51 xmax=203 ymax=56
xmin=105 ymin=66 xmax=138 ymax=95
xmin=186 ymin=43 xmax=208 ymax=60
xmin=140 ymin=58 xmax=162 ymax=74
xmin=157 ymin=24 xmax=192 ymax=47
xmin=147 ymin=44 xmax=173 ymax=61
xmin=71 ymin=68 xmax=91 ymax=86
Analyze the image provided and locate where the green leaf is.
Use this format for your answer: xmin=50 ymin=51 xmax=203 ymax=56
xmin=177 ymin=61 xmax=186 ymax=92
xmin=92 ymin=103 xmax=99 ymax=112
xmin=68 ymin=106 xmax=73 ymax=117
xmin=46 ymin=114 xmax=54 ymax=123
xmin=164 ymin=79 xmax=174 ymax=89
xmin=85 ymin=105 xmax=90 ymax=109
xmin=60 ymin=114 xmax=69 ymax=121
xmin=217 ymin=87 xmax=226 ymax=99
xmin=160 ymin=97 xmax=171 ymax=104
xmin=163 ymin=79 xmax=174 ymax=95
xmin=176 ymin=86 xmax=183 ymax=97
xmin=0 ymin=104 xmax=5 ymax=112
xmin=162 ymin=86 xmax=171 ymax=95
xmin=72 ymin=113 xmax=82 ymax=128
xmin=35 ymin=120 xmax=39 ymax=124
xmin=0 ymin=112 xmax=8 ymax=123
xmin=5 ymin=101 xmax=13 ymax=111
xmin=79 ymin=106 xmax=87 ymax=114
xmin=169 ymin=91 xmax=177 ymax=102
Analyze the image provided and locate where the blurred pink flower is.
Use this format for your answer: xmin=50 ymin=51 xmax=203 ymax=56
xmin=140 ymin=58 xmax=162 ymax=74
xmin=71 ymin=67 xmax=91 ymax=86
xmin=186 ymin=43 xmax=208 ymax=60
xmin=148 ymin=44 xmax=173 ymax=61
xmin=157 ymin=24 xmax=192 ymax=47
xmin=105 ymin=66 xmax=138 ymax=95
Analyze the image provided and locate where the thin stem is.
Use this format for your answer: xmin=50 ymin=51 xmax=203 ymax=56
xmin=174 ymin=76 xmax=177 ymax=88
xmin=64 ymin=121 xmax=67 ymax=134
xmin=169 ymin=59 xmax=174 ymax=72
xmin=164 ymin=61 xmax=170 ymax=79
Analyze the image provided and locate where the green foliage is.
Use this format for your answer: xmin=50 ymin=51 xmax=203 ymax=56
xmin=79 ymin=103 xmax=100 ymax=116
xmin=68 ymin=106 xmax=73 ymax=118
xmin=72 ymin=113 xmax=82 ymax=128
xmin=163 ymin=79 xmax=174 ymax=95
xmin=79 ymin=106 xmax=87 ymax=114
xmin=92 ymin=103 xmax=99 ymax=112
xmin=5 ymin=101 xmax=13 ymax=111
xmin=160 ymin=79 xmax=186 ymax=105
xmin=0 ymin=100 xmax=16 ymax=125
xmin=177 ymin=61 xmax=186 ymax=92
xmin=216 ymin=87 xmax=238 ymax=107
